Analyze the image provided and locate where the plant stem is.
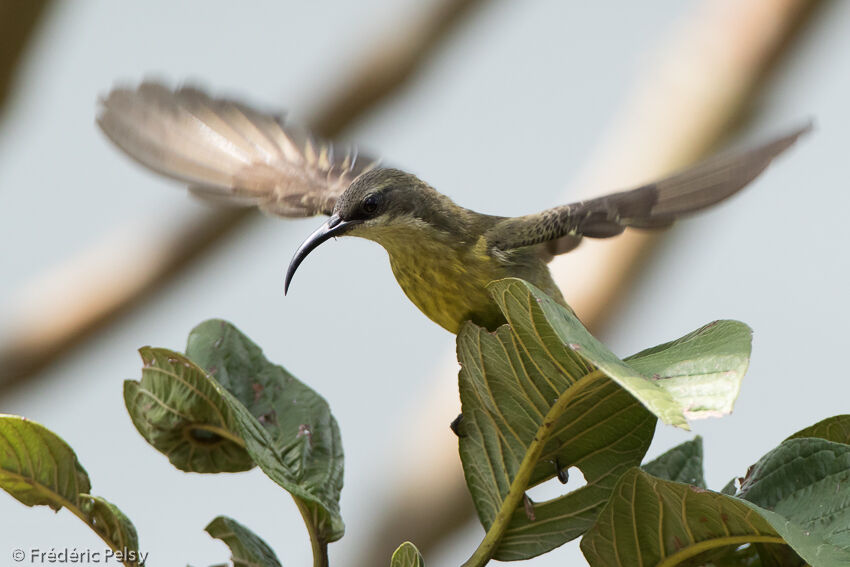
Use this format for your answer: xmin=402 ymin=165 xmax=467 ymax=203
xmin=295 ymin=498 xmax=329 ymax=567
xmin=460 ymin=372 xmax=601 ymax=567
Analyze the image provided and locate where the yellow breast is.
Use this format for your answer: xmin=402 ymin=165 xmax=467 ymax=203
xmin=353 ymin=219 xmax=566 ymax=333
xmin=365 ymin=224 xmax=505 ymax=332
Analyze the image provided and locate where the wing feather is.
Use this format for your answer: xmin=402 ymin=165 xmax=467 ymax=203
xmin=486 ymin=123 xmax=811 ymax=259
xmin=97 ymin=81 xmax=379 ymax=217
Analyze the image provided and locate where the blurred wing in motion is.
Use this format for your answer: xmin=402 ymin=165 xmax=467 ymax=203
xmin=97 ymin=82 xmax=379 ymax=217
xmin=486 ymin=123 xmax=811 ymax=258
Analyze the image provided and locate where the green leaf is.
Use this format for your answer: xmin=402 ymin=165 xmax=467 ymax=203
xmin=641 ymin=437 xmax=706 ymax=487
xmin=124 ymin=349 xmax=253 ymax=473
xmin=625 ymin=320 xmax=751 ymax=420
xmin=737 ymin=437 xmax=850 ymax=566
xmin=787 ymin=414 xmax=850 ymax=444
xmin=720 ymin=477 xmax=738 ymax=496
xmin=390 ymin=542 xmax=424 ymax=567
xmin=124 ymin=319 xmax=344 ymax=548
xmin=457 ymin=279 xmax=751 ymax=562
xmin=457 ymin=313 xmax=655 ymax=561
xmin=583 ymin=436 xmax=850 ymax=566
xmin=497 ymin=279 xmax=687 ymax=428
xmin=0 ymin=415 xmax=140 ymax=565
xmin=721 ymin=414 xmax=850 ymax=498
xmin=0 ymin=414 xmax=90 ymax=509
xmin=80 ymin=495 xmax=141 ymax=560
xmin=580 ymin=467 xmax=787 ymax=567
xmin=205 ymin=515 xmax=282 ymax=567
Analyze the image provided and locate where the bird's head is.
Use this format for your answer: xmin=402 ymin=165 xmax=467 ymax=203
xmin=333 ymin=168 xmax=426 ymax=228
xmin=284 ymin=168 xmax=445 ymax=293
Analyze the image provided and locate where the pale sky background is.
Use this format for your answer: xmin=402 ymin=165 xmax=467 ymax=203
xmin=1 ymin=1 xmax=848 ymax=566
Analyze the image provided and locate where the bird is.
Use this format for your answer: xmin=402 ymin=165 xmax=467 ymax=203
xmin=97 ymin=82 xmax=809 ymax=334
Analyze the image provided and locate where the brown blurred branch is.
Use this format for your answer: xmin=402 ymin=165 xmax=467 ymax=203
xmin=555 ymin=0 xmax=823 ymax=330
xmin=0 ymin=0 xmax=51 ymax=119
xmin=0 ymin=0 xmax=486 ymax=385
xmin=351 ymin=0 xmax=824 ymax=565
xmin=309 ymin=0 xmax=485 ymax=135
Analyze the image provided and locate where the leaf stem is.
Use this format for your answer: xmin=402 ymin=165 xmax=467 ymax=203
xmin=461 ymin=372 xmax=601 ymax=567
xmin=294 ymin=498 xmax=329 ymax=567
xmin=657 ymin=534 xmax=786 ymax=567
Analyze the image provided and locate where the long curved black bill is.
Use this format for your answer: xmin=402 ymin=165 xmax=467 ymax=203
xmin=285 ymin=214 xmax=358 ymax=294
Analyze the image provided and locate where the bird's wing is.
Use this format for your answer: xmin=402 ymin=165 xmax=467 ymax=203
xmin=485 ymin=124 xmax=811 ymax=259
xmin=97 ymin=82 xmax=379 ymax=217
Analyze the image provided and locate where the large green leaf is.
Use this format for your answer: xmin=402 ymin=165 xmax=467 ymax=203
xmin=390 ymin=542 xmax=425 ymax=567
xmin=0 ymin=415 xmax=140 ymax=565
xmin=638 ymin=439 xmax=799 ymax=567
xmin=124 ymin=319 xmax=344 ymax=548
xmin=582 ymin=435 xmax=850 ymax=566
xmin=457 ymin=279 xmax=751 ymax=562
xmin=720 ymin=414 xmax=850 ymax=499
xmin=205 ymin=515 xmax=282 ymax=567
xmin=737 ymin=437 xmax=850 ymax=566
xmin=580 ymin=467 xmax=788 ymax=567
xmin=625 ymin=321 xmax=751 ymax=420
xmin=457 ymin=316 xmax=655 ymax=561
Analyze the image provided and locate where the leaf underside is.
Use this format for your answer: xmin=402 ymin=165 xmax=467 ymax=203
xmin=457 ymin=279 xmax=752 ymax=560
xmin=124 ymin=319 xmax=344 ymax=544
xmin=583 ymin=434 xmax=850 ymax=566
xmin=206 ymin=515 xmax=283 ymax=567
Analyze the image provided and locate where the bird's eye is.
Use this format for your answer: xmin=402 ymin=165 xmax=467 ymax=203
xmin=362 ymin=193 xmax=382 ymax=215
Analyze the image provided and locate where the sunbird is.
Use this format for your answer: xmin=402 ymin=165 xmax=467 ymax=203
xmin=98 ymin=82 xmax=808 ymax=333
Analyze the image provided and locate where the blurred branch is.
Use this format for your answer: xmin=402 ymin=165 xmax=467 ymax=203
xmin=555 ymin=0 xmax=824 ymax=329
xmin=0 ymin=0 xmax=52 ymax=120
xmin=0 ymin=0 xmax=486 ymax=386
xmin=309 ymin=0 xmax=484 ymax=135
xmin=350 ymin=0 xmax=825 ymax=564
